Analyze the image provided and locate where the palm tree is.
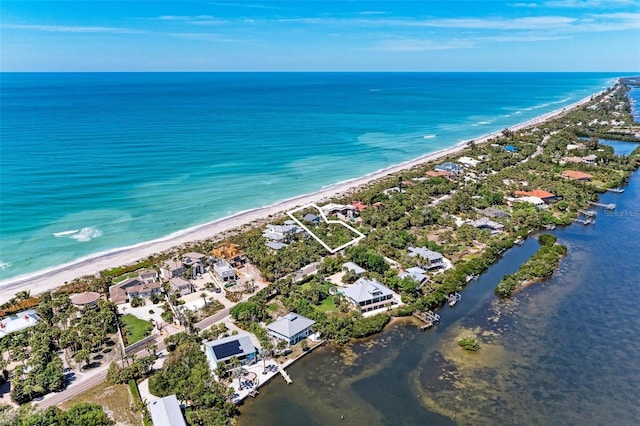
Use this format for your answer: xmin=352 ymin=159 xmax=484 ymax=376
xmin=259 ymin=347 xmax=271 ymax=375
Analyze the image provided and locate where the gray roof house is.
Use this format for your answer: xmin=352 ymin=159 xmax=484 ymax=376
xmin=266 ymin=241 xmax=288 ymax=251
xmin=340 ymin=278 xmax=395 ymax=313
xmin=408 ymin=246 xmax=445 ymax=269
xmin=302 ymin=213 xmax=321 ymax=224
xmin=479 ymin=207 xmax=510 ymax=219
xmin=169 ymin=277 xmax=192 ymax=296
xmin=204 ymin=333 xmax=257 ymax=371
xmin=398 ymin=266 xmax=428 ymax=285
xmin=434 ymin=162 xmax=463 ymax=174
xmin=213 ymin=260 xmax=236 ymax=282
xmin=148 ymin=394 xmax=186 ymax=426
xmin=469 ymin=217 xmax=505 ymax=232
xmin=0 ymin=309 xmax=40 ymax=338
xmin=342 ymin=262 xmax=366 ymax=276
xmin=267 ymin=312 xmax=316 ymax=345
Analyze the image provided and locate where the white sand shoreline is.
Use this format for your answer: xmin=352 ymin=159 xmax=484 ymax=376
xmin=0 ymin=89 xmax=607 ymax=303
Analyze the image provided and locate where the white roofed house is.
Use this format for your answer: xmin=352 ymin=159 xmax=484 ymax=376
xmin=408 ymin=246 xmax=446 ymax=270
xmin=0 ymin=309 xmax=40 ymax=338
xmin=267 ymin=312 xmax=316 ymax=345
xmin=148 ymin=394 xmax=187 ymax=426
xmin=340 ymin=278 xmax=396 ymax=313
xmin=214 ymin=260 xmax=236 ymax=282
xmin=204 ymin=333 xmax=257 ymax=372
xmin=458 ymin=156 xmax=481 ymax=167
xmin=321 ymin=203 xmax=357 ymax=220
xmin=398 ymin=266 xmax=429 ymax=286
xmin=169 ymin=277 xmax=193 ymax=296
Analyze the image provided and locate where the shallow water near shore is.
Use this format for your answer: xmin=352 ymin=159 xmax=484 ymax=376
xmin=238 ymin=171 xmax=640 ymax=425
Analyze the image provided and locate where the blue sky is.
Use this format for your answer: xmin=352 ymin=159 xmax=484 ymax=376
xmin=1 ymin=1 xmax=639 ymax=71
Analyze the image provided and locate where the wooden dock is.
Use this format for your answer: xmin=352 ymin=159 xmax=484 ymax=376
xmin=413 ymin=310 xmax=440 ymax=330
xmin=578 ymin=209 xmax=597 ymax=217
xmin=588 ymin=201 xmax=616 ymax=210
xmin=573 ymin=218 xmax=593 ymax=225
xmin=279 ymin=367 xmax=293 ymax=384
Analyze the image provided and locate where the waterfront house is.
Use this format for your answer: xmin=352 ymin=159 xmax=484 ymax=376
xmin=109 ymin=276 xmax=163 ymax=304
xmin=340 ymin=278 xmax=395 ymax=313
xmin=562 ymin=170 xmax=593 ymax=181
xmin=161 ymin=259 xmax=185 ymax=280
xmin=514 ymin=189 xmax=558 ymax=204
xmin=383 ymin=186 xmax=405 ymax=196
xmin=0 ymin=309 xmax=40 ymax=338
xmin=213 ymin=260 xmax=236 ymax=282
xmin=408 ymin=246 xmax=445 ymax=270
xmin=398 ymin=267 xmax=428 ymax=286
xmin=70 ymin=291 xmax=101 ymax=310
xmin=342 ymin=262 xmax=366 ymax=277
xmin=434 ymin=162 xmax=463 ymax=174
xmin=469 ymin=217 xmax=505 ymax=232
xmin=204 ymin=333 xmax=257 ymax=371
xmin=513 ymin=196 xmax=546 ymax=208
xmin=148 ymin=394 xmax=187 ymax=426
xmin=169 ymin=277 xmax=193 ymax=296
xmin=263 ymin=223 xmax=302 ymax=242
xmin=267 ymin=312 xmax=316 ymax=345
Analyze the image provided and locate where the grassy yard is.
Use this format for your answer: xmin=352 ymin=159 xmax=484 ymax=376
xmin=315 ymin=296 xmax=339 ymax=314
xmin=121 ymin=314 xmax=153 ymax=345
xmin=60 ymin=382 xmax=142 ymax=426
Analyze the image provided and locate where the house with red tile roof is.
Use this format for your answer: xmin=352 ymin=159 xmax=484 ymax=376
xmin=514 ymin=189 xmax=558 ymax=203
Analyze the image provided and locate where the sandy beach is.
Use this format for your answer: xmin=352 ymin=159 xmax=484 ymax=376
xmin=0 ymin=89 xmax=606 ymax=303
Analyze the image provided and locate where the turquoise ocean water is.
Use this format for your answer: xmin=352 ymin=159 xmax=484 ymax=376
xmin=0 ymin=73 xmax=621 ymax=281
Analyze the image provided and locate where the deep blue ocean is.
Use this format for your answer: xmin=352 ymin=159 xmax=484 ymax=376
xmin=0 ymin=73 xmax=621 ymax=281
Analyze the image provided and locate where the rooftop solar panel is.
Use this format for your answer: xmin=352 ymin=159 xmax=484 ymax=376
xmin=212 ymin=340 xmax=242 ymax=360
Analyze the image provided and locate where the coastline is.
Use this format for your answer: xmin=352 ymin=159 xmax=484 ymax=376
xmin=0 ymin=88 xmax=608 ymax=303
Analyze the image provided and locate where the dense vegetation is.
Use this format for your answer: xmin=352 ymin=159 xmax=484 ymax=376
xmin=0 ymin=292 xmax=118 ymax=403
xmin=0 ymin=402 xmax=113 ymax=426
xmin=148 ymin=341 xmax=237 ymax=425
xmin=495 ymin=234 xmax=567 ymax=297
xmin=458 ymin=336 xmax=481 ymax=351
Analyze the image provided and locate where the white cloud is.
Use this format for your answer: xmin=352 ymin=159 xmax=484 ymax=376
xmin=545 ymin=0 xmax=635 ymax=7
xmin=373 ymin=38 xmax=474 ymax=52
xmin=508 ymin=2 xmax=540 ymax=7
xmin=2 ymin=23 xmax=143 ymax=34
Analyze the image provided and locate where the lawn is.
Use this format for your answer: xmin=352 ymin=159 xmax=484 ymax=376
xmin=120 ymin=314 xmax=153 ymax=345
xmin=60 ymin=382 xmax=142 ymax=426
xmin=315 ymin=296 xmax=339 ymax=314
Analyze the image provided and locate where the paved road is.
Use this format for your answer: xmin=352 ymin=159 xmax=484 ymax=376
xmin=37 ymin=368 xmax=109 ymax=409
xmin=195 ymin=307 xmax=231 ymax=331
